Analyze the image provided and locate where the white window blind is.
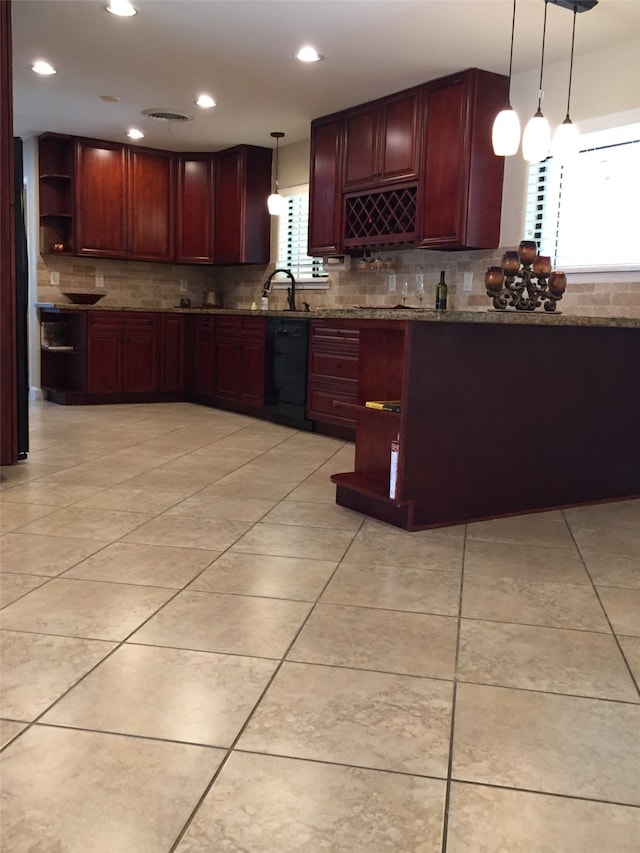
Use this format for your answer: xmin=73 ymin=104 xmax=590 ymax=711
xmin=524 ymin=121 xmax=640 ymax=272
xmin=277 ymin=191 xmax=327 ymax=282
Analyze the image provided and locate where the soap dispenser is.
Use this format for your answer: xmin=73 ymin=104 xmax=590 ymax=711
xmin=261 ymin=289 xmax=269 ymax=311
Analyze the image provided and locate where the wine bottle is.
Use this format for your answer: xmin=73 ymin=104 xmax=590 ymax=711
xmin=435 ymin=270 xmax=448 ymax=310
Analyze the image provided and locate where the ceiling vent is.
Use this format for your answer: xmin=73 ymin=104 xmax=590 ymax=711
xmin=141 ymin=108 xmax=193 ymax=122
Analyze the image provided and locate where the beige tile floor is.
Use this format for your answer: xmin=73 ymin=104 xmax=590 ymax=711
xmin=1 ymin=400 xmax=639 ymax=852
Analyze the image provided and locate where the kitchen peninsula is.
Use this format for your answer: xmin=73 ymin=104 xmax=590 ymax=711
xmin=36 ymin=303 xmax=640 ymax=530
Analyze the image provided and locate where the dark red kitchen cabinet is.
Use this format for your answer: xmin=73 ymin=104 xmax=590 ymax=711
xmin=175 ymin=154 xmax=215 ymax=263
xmin=86 ymin=312 xmax=158 ymax=393
xmin=213 ymin=145 xmax=272 ymax=264
xmin=343 ymin=87 xmax=421 ymax=190
xmin=213 ymin=316 xmax=265 ymax=407
xmin=418 ymin=68 xmax=507 ymax=250
xmin=128 ymin=147 xmax=174 ymax=261
xmin=160 ymin=313 xmax=186 ymax=392
xmin=188 ymin=315 xmax=216 ymax=399
xmin=308 ymin=113 xmax=344 ymax=256
xmin=76 ymin=139 xmax=129 ymax=258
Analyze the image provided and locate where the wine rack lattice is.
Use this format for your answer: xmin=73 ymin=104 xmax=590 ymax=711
xmin=344 ymin=186 xmax=417 ymax=246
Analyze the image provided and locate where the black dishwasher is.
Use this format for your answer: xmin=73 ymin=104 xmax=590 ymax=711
xmin=265 ymin=318 xmax=314 ymax=430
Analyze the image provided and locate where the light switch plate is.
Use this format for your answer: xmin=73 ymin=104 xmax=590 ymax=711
xmin=95 ymin=275 xmax=104 ymax=288
xmin=179 ymin=279 xmax=188 ymax=292
xmin=388 ymin=274 xmax=397 ymax=292
xmin=50 ymin=271 xmax=60 ymax=286
xmin=463 ymin=272 xmax=473 ymax=291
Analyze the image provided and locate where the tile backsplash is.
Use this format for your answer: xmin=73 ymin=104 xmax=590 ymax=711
xmin=37 ymin=250 xmax=640 ymax=318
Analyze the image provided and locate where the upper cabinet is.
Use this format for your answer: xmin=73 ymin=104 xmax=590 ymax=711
xmin=39 ymin=136 xmax=271 ymax=265
xmin=75 ymin=139 xmax=130 ymax=258
xmin=128 ymin=147 xmax=174 ymax=261
xmin=76 ymin=141 xmax=173 ymax=261
xmin=175 ymin=153 xmax=215 ymax=264
xmin=308 ymin=113 xmax=344 ymax=257
xmin=418 ymin=68 xmax=508 ymax=250
xmin=308 ymin=67 xmax=508 ymax=252
xmin=343 ymin=87 xmax=421 ymax=190
xmin=214 ymin=145 xmax=272 ymax=265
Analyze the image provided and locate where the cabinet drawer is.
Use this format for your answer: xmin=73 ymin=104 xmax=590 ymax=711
xmin=310 ymin=321 xmax=360 ymax=349
xmin=89 ymin=312 xmax=158 ymax=331
xmin=307 ymin=383 xmax=357 ymax=426
xmin=308 ymin=349 xmax=359 ymax=382
xmin=216 ymin=315 xmax=265 ymax=341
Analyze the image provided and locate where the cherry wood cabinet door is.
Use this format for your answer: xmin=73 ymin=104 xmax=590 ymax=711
xmin=418 ymin=69 xmax=507 ymax=249
xmin=87 ymin=330 xmax=122 ymax=392
xmin=238 ymin=340 xmax=265 ymax=405
xmin=343 ymin=105 xmax=378 ymax=190
xmin=129 ymin=147 xmax=174 ymax=261
xmin=308 ymin=113 xmax=344 ymax=256
xmin=123 ymin=330 xmax=158 ymax=392
xmin=160 ymin=314 xmax=186 ymax=391
xmin=378 ymin=89 xmax=421 ymax=184
xmin=214 ymin=145 xmax=271 ymax=264
xmin=76 ymin=139 xmax=128 ymax=258
xmin=189 ymin=316 xmax=216 ymax=398
xmin=175 ymin=154 xmax=215 ymax=263
xmin=343 ymin=88 xmax=420 ymax=190
xmin=213 ymin=338 xmax=239 ymax=399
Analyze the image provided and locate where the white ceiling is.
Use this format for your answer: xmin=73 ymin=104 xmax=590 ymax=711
xmin=11 ymin=0 xmax=640 ymax=152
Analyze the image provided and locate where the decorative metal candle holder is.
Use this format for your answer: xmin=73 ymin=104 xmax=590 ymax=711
xmin=485 ymin=241 xmax=567 ymax=312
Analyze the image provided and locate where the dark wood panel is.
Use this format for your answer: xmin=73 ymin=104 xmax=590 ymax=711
xmin=175 ymin=154 xmax=215 ymax=263
xmin=76 ymin=139 xmax=128 ymax=257
xmin=378 ymin=89 xmax=421 ymax=184
xmin=123 ymin=331 xmax=158 ymax=392
xmin=87 ymin=331 xmax=122 ymax=392
xmin=308 ymin=114 xmax=344 ymax=256
xmin=160 ymin=314 xmax=186 ymax=391
xmin=129 ymin=147 xmax=174 ymax=261
xmin=213 ymin=338 xmax=238 ymax=399
xmin=343 ymin=105 xmax=378 ymax=189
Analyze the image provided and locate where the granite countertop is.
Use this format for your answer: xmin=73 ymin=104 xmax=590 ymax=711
xmin=34 ymin=303 xmax=640 ymax=330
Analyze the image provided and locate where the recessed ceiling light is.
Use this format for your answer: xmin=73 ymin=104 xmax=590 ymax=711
xmin=107 ymin=1 xmax=137 ymax=17
xmin=296 ymin=46 xmax=323 ymax=63
xmin=32 ymin=60 xmax=56 ymax=76
xmin=100 ymin=95 xmax=120 ymax=103
xmin=126 ymin=128 xmax=144 ymax=140
xmin=195 ymin=94 xmax=217 ymax=109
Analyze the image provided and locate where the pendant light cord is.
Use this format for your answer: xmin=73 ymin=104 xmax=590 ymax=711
xmin=565 ymin=7 xmax=578 ymax=117
xmin=536 ymin=0 xmax=549 ymax=112
xmin=506 ymin=0 xmax=517 ymax=106
xmin=274 ymin=137 xmax=279 ymax=193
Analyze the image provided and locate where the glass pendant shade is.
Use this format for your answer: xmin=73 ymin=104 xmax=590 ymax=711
xmin=522 ymin=111 xmax=551 ymax=163
xmin=552 ymin=116 xmax=580 ymax=162
xmin=492 ymin=107 xmax=521 ymax=156
xmin=267 ymin=192 xmax=287 ymax=216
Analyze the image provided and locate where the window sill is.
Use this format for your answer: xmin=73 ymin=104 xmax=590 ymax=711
xmin=271 ymin=280 xmax=330 ymax=291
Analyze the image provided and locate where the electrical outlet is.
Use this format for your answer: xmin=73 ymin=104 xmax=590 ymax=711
xmin=463 ymin=272 xmax=473 ymax=292
xmin=416 ymin=273 xmax=424 ymax=287
xmin=95 ymin=275 xmax=104 ymax=288
xmin=179 ymin=279 xmax=188 ymax=292
xmin=388 ymin=274 xmax=397 ymax=292
xmin=50 ymin=271 xmax=60 ymax=286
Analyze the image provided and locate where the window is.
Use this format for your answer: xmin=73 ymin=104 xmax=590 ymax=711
xmin=524 ymin=117 xmax=640 ymax=273
xmin=276 ymin=187 xmax=328 ymax=284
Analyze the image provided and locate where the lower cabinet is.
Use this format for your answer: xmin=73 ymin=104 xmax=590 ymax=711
xmin=306 ymin=319 xmax=360 ymax=436
xmin=213 ymin=316 xmax=265 ymax=407
xmin=187 ymin=314 xmax=216 ymax=400
xmin=160 ymin=313 xmax=186 ymax=392
xmin=87 ymin=312 xmax=159 ymax=394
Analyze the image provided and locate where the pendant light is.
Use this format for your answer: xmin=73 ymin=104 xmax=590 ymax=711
xmin=522 ymin=0 xmax=552 ymax=163
xmin=492 ymin=0 xmax=521 ymax=156
xmin=267 ymin=132 xmax=287 ymax=216
xmin=552 ymin=4 xmax=580 ymax=162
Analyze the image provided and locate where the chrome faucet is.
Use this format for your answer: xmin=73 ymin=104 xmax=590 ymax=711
xmin=263 ymin=268 xmax=297 ymax=311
